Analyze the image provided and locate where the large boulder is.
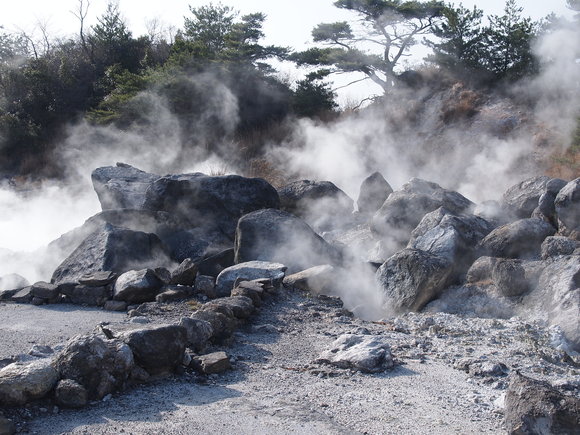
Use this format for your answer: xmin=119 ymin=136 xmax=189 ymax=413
xmin=408 ymin=208 xmax=494 ymax=279
xmin=0 ymin=359 xmax=59 ymax=407
xmin=215 ymin=261 xmax=286 ymax=297
xmin=554 ymin=177 xmax=580 ymax=240
xmin=527 ymin=255 xmax=580 ymax=351
xmin=278 ymin=180 xmax=354 ymax=230
xmin=92 ymin=163 xmax=159 ymax=210
xmin=502 ymin=176 xmax=553 ymax=219
xmin=234 ymin=209 xmax=343 ymax=273
xmin=478 ymin=218 xmax=556 ymax=259
xmin=119 ymin=324 xmax=187 ymax=376
xmin=113 ymin=269 xmax=163 ymax=304
xmin=53 ymin=334 xmax=134 ymax=400
xmin=160 ymin=227 xmax=232 ymax=264
xmin=357 ymin=172 xmax=393 ymax=215
xmin=533 ymin=178 xmax=568 ymax=226
xmin=371 ymin=178 xmax=473 ymax=246
xmin=505 ymin=373 xmax=580 ymax=435
xmin=376 ymin=248 xmax=454 ymax=312
xmin=51 ymin=224 xmax=173 ymax=285
xmin=143 ymin=173 xmax=279 ymax=238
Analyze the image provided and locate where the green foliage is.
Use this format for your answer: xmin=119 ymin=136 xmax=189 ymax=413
xmin=292 ymin=78 xmax=338 ymax=118
xmin=294 ymin=0 xmax=445 ymax=93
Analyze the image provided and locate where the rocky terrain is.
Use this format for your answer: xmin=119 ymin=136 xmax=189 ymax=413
xmin=0 ymin=164 xmax=579 ymax=434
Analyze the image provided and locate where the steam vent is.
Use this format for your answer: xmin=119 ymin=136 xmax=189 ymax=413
xmin=1 ymin=1 xmax=580 ymax=433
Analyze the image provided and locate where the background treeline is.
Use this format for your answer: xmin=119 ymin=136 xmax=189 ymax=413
xmin=0 ymin=0 xmax=577 ymax=179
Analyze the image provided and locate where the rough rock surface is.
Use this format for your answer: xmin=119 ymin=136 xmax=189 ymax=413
xmin=357 ymin=172 xmax=393 ymax=215
xmin=541 ymin=236 xmax=579 ymax=260
xmin=0 ymin=359 xmax=58 ymax=406
xmin=54 ymin=379 xmax=89 ymax=408
xmin=143 ymin=173 xmax=280 ymax=238
xmin=194 ymin=351 xmax=231 ymax=375
xmin=278 ymin=180 xmax=354 ymax=230
xmin=51 ymin=224 xmax=172 ymax=285
xmin=371 ymin=178 xmax=473 ymax=245
xmin=316 ymin=334 xmax=394 ymax=373
xmin=376 ymin=248 xmax=453 ymax=312
xmin=178 ymin=317 xmax=213 ymax=351
xmin=215 ymin=261 xmax=286 ymax=298
xmin=91 ymin=163 xmax=160 ymax=210
xmin=234 ymin=209 xmax=342 ymax=273
xmin=478 ymin=218 xmax=556 ymax=259
xmin=504 ymin=372 xmax=580 ymax=435
xmin=53 ymin=334 xmax=134 ymax=400
xmin=119 ymin=324 xmax=187 ymax=375
xmin=502 ymin=175 xmax=552 ymax=219
xmin=491 ymin=259 xmax=529 ymax=297
xmin=554 ymin=177 xmax=580 ymax=240
xmin=113 ymin=269 xmax=163 ymax=304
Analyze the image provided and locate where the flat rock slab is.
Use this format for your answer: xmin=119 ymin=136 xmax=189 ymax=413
xmin=215 ymin=261 xmax=286 ymax=298
xmin=316 ymin=334 xmax=394 ymax=373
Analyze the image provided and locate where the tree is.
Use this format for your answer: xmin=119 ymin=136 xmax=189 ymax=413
xmin=426 ymin=4 xmax=486 ymax=76
xmin=292 ymin=75 xmax=338 ymax=118
xmin=293 ymin=0 xmax=445 ymax=94
xmin=482 ymin=0 xmax=537 ymax=81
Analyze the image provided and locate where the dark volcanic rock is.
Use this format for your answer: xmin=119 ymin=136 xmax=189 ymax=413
xmin=505 ymin=372 xmax=580 ymax=435
xmin=119 ymin=324 xmax=187 ymax=376
xmin=194 ymin=351 xmax=231 ymax=374
xmin=376 ymin=248 xmax=454 ymax=312
xmin=555 ymin=177 xmax=580 ymax=240
xmin=502 ymin=176 xmax=552 ymax=219
xmin=92 ymin=163 xmax=159 ymax=210
xmin=541 ymin=236 xmax=579 ymax=260
xmin=113 ymin=269 xmax=163 ymax=304
xmin=78 ymin=271 xmax=117 ymax=287
xmin=51 ymin=224 xmax=173 ymax=285
xmin=62 ymin=284 xmax=110 ymax=306
xmin=234 ymin=209 xmax=343 ymax=273
xmin=371 ymin=178 xmax=473 ymax=246
xmin=30 ymin=281 xmax=59 ymax=301
xmin=491 ymin=259 xmax=529 ymax=297
xmin=203 ymin=296 xmax=255 ymax=319
xmin=478 ymin=218 xmax=556 ymax=259
xmin=189 ymin=310 xmax=237 ymax=343
xmin=215 ymin=261 xmax=286 ymax=298
xmin=170 ymin=258 xmax=198 ymax=286
xmin=143 ymin=173 xmax=279 ymax=238
xmin=178 ymin=317 xmax=213 ymax=351
xmin=54 ymin=334 xmax=134 ymax=400
xmin=54 ymin=379 xmax=88 ymax=408
xmin=533 ymin=178 xmax=568 ymax=226
xmin=278 ymin=180 xmax=354 ymax=230
xmin=160 ymin=227 xmax=232 ymax=264
xmin=357 ymin=172 xmax=393 ymax=215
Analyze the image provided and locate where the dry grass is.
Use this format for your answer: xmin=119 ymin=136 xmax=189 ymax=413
xmin=441 ymin=84 xmax=481 ymax=124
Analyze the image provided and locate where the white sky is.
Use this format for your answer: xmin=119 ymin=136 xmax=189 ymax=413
xmin=1 ymin=0 xmax=575 ymax=102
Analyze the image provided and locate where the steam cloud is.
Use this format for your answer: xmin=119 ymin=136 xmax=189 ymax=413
xmin=1 ymin=21 xmax=578 ymax=320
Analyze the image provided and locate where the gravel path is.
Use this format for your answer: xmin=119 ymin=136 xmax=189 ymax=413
xmin=4 ymin=288 xmax=579 ymax=434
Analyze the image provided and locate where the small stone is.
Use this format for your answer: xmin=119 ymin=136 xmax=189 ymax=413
xmin=55 ymin=379 xmax=88 ymax=408
xmin=195 ymin=352 xmax=232 ymax=374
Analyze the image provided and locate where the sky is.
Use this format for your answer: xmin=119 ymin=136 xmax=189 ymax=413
xmin=1 ymin=0 xmax=575 ymax=101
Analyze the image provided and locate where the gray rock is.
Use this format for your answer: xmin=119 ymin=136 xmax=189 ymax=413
xmin=104 ymin=300 xmax=127 ymax=311
xmin=120 ymin=324 xmax=187 ymax=376
xmin=194 ymin=351 xmax=231 ymax=374
xmin=492 ymin=259 xmax=529 ymax=297
xmin=170 ymin=258 xmax=198 ymax=286
xmin=60 ymin=284 xmax=110 ymax=306
xmin=528 ymin=255 xmax=580 ymax=351
xmin=533 ymin=178 xmax=568 ymax=225
xmin=541 ymin=236 xmax=579 ymax=260
xmin=215 ymin=261 xmax=286 ymax=298
xmin=113 ymin=269 xmax=163 ymax=304
xmin=0 ymin=416 xmax=15 ymax=435
xmin=0 ymin=359 xmax=59 ymax=406
xmin=357 ymin=172 xmax=393 ymax=215
xmin=155 ymin=286 xmax=193 ymax=303
xmin=283 ymin=265 xmax=335 ymax=294
xmin=478 ymin=218 xmax=556 ymax=259
xmin=203 ymin=296 xmax=255 ymax=319
xmin=161 ymin=227 xmax=232 ymax=265
xmin=505 ymin=372 xmax=580 ymax=435
xmin=91 ymin=163 xmax=159 ymax=210
xmin=195 ymin=275 xmax=216 ymax=298
xmin=316 ymin=334 xmax=394 ymax=373
xmin=51 ymin=223 xmax=173 ymax=285
xmin=502 ymin=176 xmax=552 ymax=219
xmin=78 ymin=271 xmax=117 ymax=286
xmin=54 ymin=379 xmax=88 ymax=408
xmin=178 ymin=317 xmax=213 ymax=351
xmin=189 ymin=310 xmax=236 ymax=343
xmin=143 ymin=173 xmax=279 ymax=238
xmin=11 ymin=286 xmax=33 ymax=303
xmin=54 ymin=334 xmax=134 ymax=400
xmin=371 ymin=178 xmax=473 ymax=246
xmin=0 ymin=273 xmax=29 ymax=292
xmin=30 ymin=282 xmax=59 ymax=300
xmin=466 ymin=256 xmax=497 ymax=284
xmin=555 ymin=178 xmax=580 ymax=240
xmin=376 ymin=248 xmax=453 ymax=312
xmin=231 ymin=281 xmax=265 ymax=306
xmin=234 ymin=209 xmax=342 ymax=273
xmin=278 ymin=179 xmax=354 ymax=230
xmin=196 ymin=248 xmax=235 ymax=277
